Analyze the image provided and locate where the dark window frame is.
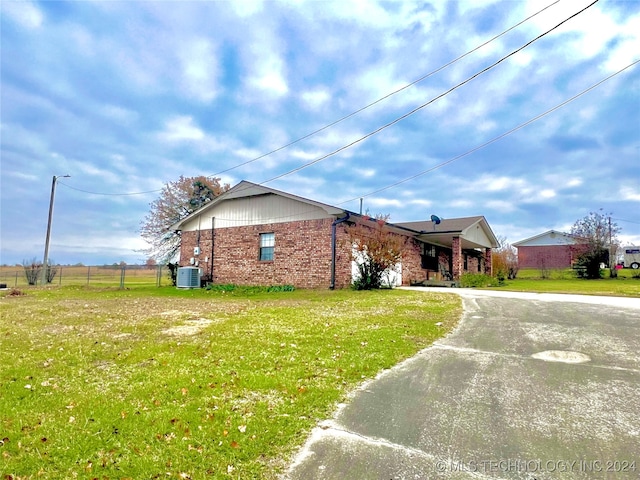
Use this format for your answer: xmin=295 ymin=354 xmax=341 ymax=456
xmin=259 ymin=232 xmax=275 ymax=261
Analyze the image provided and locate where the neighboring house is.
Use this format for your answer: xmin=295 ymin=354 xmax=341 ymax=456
xmin=171 ymin=181 xmax=499 ymax=288
xmin=513 ymin=230 xmax=582 ymax=269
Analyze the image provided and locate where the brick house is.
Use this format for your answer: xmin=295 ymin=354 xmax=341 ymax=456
xmin=513 ymin=230 xmax=582 ymax=269
xmin=171 ymin=181 xmax=498 ymax=288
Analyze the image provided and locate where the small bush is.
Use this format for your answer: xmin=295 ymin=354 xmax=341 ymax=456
xmin=205 ymin=284 xmax=295 ymax=294
xmin=166 ymin=262 xmax=178 ymax=286
xmin=266 ymin=285 xmax=295 ymax=292
xmin=460 ymin=273 xmax=499 ymax=288
xmin=22 ymin=258 xmax=42 ymax=285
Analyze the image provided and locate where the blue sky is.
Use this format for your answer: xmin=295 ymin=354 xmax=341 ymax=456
xmin=1 ymin=0 xmax=639 ymax=266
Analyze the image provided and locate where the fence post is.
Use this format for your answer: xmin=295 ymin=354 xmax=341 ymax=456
xmin=120 ymin=266 xmax=125 ymax=289
xmin=87 ymin=266 xmax=91 ymax=285
xmin=15 ymin=271 xmax=18 ymax=287
xmin=59 ymin=266 xmax=63 ymax=286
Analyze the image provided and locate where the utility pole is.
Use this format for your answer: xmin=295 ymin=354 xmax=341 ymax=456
xmin=608 ymin=215 xmax=616 ymax=278
xmin=42 ymin=175 xmax=70 ymax=285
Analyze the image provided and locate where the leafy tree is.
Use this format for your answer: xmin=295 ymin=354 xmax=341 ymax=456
xmin=346 ymin=214 xmax=407 ymax=290
xmin=492 ymin=236 xmax=519 ymax=282
xmin=570 ymin=210 xmax=620 ymax=279
xmin=140 ymin=176 xmax=229 ymax=262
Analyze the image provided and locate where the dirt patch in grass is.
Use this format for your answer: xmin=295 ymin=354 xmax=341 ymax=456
xmin=161 ymin=317 xmax=216 ymax=336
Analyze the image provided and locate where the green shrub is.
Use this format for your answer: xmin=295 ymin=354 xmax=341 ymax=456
xmin=460 ymin=273 xmax=499 ymax=288
xmin=266 ymin=284 xmax=295 ymax=292
xmin=205 ymin=283 xmax=295 ymax=294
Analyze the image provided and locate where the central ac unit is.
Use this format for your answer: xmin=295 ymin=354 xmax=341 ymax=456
xmin=177 ymin=266 xmax=201 ymax=288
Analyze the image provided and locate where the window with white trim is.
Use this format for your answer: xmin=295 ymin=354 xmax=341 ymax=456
xmin=259 ymin=233 xmax=275 ymax=261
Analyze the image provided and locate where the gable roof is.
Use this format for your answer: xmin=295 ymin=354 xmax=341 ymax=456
xmin=513 ymin=229 xmax=578 ymax=247
xmin=171 ymin=180 xmax=498 ymax=249
xmin=395 ymin=216 xmax=499 ymax=249
xmin=171 ymin=180 xmax=346 ymax=231
xmin=396 ymin=216 xmax=485 ymax=234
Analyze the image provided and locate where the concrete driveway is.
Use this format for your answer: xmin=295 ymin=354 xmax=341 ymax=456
xmin=284 ymin=289 xmax=640 ymax=479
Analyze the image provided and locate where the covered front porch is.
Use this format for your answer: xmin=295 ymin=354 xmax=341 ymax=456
xmin=397 ymin=216 xmax=499 ymax=284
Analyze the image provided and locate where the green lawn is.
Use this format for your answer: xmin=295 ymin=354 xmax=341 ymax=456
xmin=491 ymin=268 xmax=640 ymax=297
xmin=0 ymin=286 xmax=460 ymax=479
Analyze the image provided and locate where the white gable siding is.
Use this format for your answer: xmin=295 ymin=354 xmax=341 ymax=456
xmin=180 ymin=194 xmax=331 ymax=231
xmin=461 ymin=223 xmax=494 ymax=248
xmin=517 ymin=232 xmax=576 ymax=247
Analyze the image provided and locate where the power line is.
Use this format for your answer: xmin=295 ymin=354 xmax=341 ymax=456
xmin=181 ymin=59 xmax=639 ymax=224
xmin=207 ymin=0 xmax=562 ymax=178
xmin=336 ymin=59 xmax=639 ymax=206
xmin=257 ymin=0 xmax=600 ymax=186
xmin=59 ymin=182 xmax=161 ymax=196
xmin=614 ymin=218 xmax=640 ymax=225
xmin=59 ymin=0 xmax=562 ymax=197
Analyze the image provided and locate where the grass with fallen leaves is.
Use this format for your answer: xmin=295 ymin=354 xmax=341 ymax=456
xmin=0 ymin=286 xmax=460 ymax=479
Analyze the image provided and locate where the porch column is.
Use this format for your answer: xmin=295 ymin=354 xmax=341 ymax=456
xmin=485 ymin=248 xmax=493 ymax=276
xmin=452 ymin=236 xmax=462 ymax=280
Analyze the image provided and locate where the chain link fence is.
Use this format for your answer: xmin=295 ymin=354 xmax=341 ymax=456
xmin=0 ymin=265 xmax=169 ymax=288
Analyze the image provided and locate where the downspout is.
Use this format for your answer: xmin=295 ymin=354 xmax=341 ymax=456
xmin=330 ymin=212 xmax=350 ymax=290
xmin=210 ymin=217 xmax=215 ymax=281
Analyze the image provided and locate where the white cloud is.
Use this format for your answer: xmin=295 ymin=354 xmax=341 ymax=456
xmin=486 ymin=200 xmax=518 ymax=213
xmin=178 ymin=39 xmax=220 ymax=102
xmin=620 ymin=186 xmax=640 ymax=202
xmin=300 ymin=88 xmax=331 ymax=110
xmin=155 ymin=116 xmax=227 ymax=154
xmin=290 ymin=149 xmax=322 ymax=161
xmin=369 ymin=198 xmax=403 ymax=208
xmin=1 ymin=0 xmax=43 ymax=29
xmin=539 ymin=189 xmax=556 ymax=199
xmin=74 ymin=162 xmax=121 ymax=185
xmin=4 ymin=171 xmax=39 ymax=182
xmin=228 ymin=0 xmax=264 ymax=17
xmin=242 ymin=28 xmax=289 ymax=98
xmin=100 ymin=105 xmax=139 ymax=125
xmin=566 ymin=178 xmax=583 ymax=188
xmin=408 ymin=198 xmax=433 ymax=207
xmin=353 ymin=168 xmax=376 ymax=179
xmin=159 ymin=116 xmax=205 ymax=142
xmin=450 ymin=199 xmax=473 ymax=208
xmin=251 ymin=70 xmax=288 ymax=96
xmin=603 ymin=16 xmax=640 ymax=72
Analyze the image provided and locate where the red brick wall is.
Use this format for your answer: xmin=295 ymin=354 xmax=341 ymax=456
xmin=517 ymin=245 xmax=575 ymax=269
xmin=180 ymin=218 xmax=433 ymax=288
xmin=179 ymin=218 xmax=352 ymax=289
xmin=400 ymin=238 xmax=426 ymax=285
xmin=484 ymin=248 xmax=492 ymax=276
xmin=451 ymin=236 xmax=462 ymax=279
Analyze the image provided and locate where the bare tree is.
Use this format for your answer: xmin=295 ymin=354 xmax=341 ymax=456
xmin=492 ymin=236 xmax=519 ymax=281
xmin=145 ymin=258 xmax=157 ymax=270
xmin=140 ymin=176 xmax=229 ymax=262
xmin=345 ymin=214 xmax=407 ymax=290
xmin=22 ymin=258 xmax=42 ymax=285
xmin=45 ymin=260 xmax=59 ymax=283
